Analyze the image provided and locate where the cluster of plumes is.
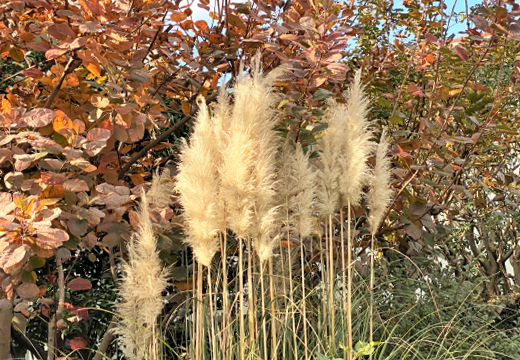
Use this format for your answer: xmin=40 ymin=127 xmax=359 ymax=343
xmin=175 ymin=59 xmax=283 ymax=265
xmin=116 ymin=174 xmax=172 ymax=360
xmin=316 ymin=69 xmax=393 ymax=228
xmin=176 ymin=65 xmax=394 ymax=266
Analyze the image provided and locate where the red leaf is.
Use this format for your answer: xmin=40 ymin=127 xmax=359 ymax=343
xmin=471 ymin=15 xmax=489 ymax=30
xmin=406 ymin=84 xmax=421 ymax=93
xmin=16 ymin=283 xmax=40 ymax=300
xmin=0 ymin=244 xmax=28 ymax=273
xmin=45 ymin=48 xmax=67 ymax=60
xmin=86 ymin=128 xmax=111 ymax=142
xmin=35 ymin=228 xmax=69 ymax=250
xmin=22 ymin=68 xmax=45 ymax=79
xmin=424 ymin=33 xmax=438 ymax=43
xmin=67 ymin=277 xmax=92 ymax=291
xmin=69 ymin=336 xmax=88 ymax=350
xmin=23 ymin=108 xmax=55 ymax=128
xmin=453 ymin=46 xmax=468 ymax=61
xmin=63 ymin=179 xmax=89 ymax=192
xmin=26 ymin=41 xmax=51 ymax=52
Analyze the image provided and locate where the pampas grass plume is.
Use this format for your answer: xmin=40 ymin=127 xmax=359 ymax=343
xmin=219 ymin=59 xmax=283 ymax=261
xmin=315 ymin=100 xmax=343 ymax=217
xmin=368 ymin=129 xmax=393 ymax=231
xmin=339 ymin=69 xmax=374 ymax=207
xmin=117 ymin=190 xmax=168 ymax=360
xmin=279 ymin=140 xmax=316 ymax=238
xmin=175 ymin=96 xmax=225 ymax=267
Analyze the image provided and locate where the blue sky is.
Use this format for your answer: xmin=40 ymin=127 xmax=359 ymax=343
xmin=394 ymin=0 xmax=482 ymax=36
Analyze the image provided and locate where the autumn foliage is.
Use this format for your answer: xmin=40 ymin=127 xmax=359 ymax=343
xmin=1 ymin=0 xmax=520 ymax=359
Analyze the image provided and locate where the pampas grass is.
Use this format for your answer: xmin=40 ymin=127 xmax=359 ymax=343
xmin=368 ymin=129 xmax=393 ymax=232
xmin=116 ymin=189 xmax=169 ymax=360
xmin=175 ymin=96 xmax=225 ymax=267
xmin=368 ymin=129 xmax=393 ymax=358
xmin=338 ymin=69 xmax=374 ymax=207
xmin=219 ymin=60 xmax=282 ymax=261
xmin=278 ymin=140 xmax=316 ymax=239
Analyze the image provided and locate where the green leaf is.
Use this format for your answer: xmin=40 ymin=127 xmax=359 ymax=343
xmin=311 ymin=88 xmax=334 ymax=101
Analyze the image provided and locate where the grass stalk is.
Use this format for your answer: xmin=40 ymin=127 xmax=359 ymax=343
xmin=196 ymin=261 xmax=204 ymax=360
xmin=300 ymin=235 xmax=309 ymax=360
xmin=247 ymin=239 xmax=256 ymax=347
xmin=221 ymin=232 xmax=230 ymax=360
xmin=340 ymin=209 xmax=347 ymax=358
xmin=260 ymin=262 xmax=268 ymax=360
xmin=207 ymin=268 xmax=217 ymax=360
xmin=328 ymin=214 xmax=336 ymax=350
xmin=269 ymin=257 xmax=277 ymax=360
xmin=347 ymin=201 xmax=353 ymax=360
xmin=238 ymin=239 xmax=246 ymax=360
xmin=369 ymin=232 xmax=375 ymax=360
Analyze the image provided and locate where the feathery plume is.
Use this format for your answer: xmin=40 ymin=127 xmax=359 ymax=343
xmin=368 ymin=129 xmax=393 ymax=231
xmin=338 ymin=69 xmax=374 ymax=207
xmin=315 ymin=100 xmax=343 ymax=217
xmin=117 ymin=191 xmax=168 ymax=360
xmin=148 ymin=168 xmax=175 ymax=208
xmin=219 ymin=59 xmax=283 ymax=261
xmin=278 ymin=140 xmax=316 ymax=238
xmin=175 ymin=96 xmax=225 ymax=267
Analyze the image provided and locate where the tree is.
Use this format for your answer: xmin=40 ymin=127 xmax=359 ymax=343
xmin=1 ymin=0 xmax=520 ymax=358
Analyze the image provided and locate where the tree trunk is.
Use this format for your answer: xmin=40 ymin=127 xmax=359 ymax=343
xmin=0 ymin=299 xmax=13 ymax=360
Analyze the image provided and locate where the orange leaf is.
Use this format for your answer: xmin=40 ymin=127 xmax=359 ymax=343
xmin=9 ymin=47 xmax=24 ymax=62
xmin=174 ymin=279 xmax=194 ymax=291
xmin=66 ymin=73 xmax=79 ymax=86
xmin=195 ymin=20 xmax=208 ymax=31
xmin=53 ymin=110 xmax=73 ymax=135
xmin=208 ymin=33 xmax=226 ymax=44
xmin=86 ymin=60 xmax=101 ymax=77
xmin=181 ymin=101 xmax=191 ymax=115
xmin=170 ymin=11 xmax=188 ymax=22
xmin=1 ymin=98 xmax=11 ymax=115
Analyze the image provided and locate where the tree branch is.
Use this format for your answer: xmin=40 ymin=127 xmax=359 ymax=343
xmin=0 ymin=299 xmax=12 ymax=359
xmin=44 ymin=57 xmax=81 ymax=109
xmin=92 ymin=318 xmax=118 ymax=360
xmin=47 ymin=251 xmax=66 ymax=360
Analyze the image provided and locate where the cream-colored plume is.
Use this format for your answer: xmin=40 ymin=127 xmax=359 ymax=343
xmin=338 ymin=69 xmax=374 ymax=207
xmin=278 ymin=140 xmax=316 ymax=238
xmin=219 ymin=59 xmax=283 ymax=261
xmin=368 ymin=129 xmax=393 ymax=231
xmin=148 ymin=168 xmax=175 ymax=208
xmin=315 ymin=100 xmax=343 ymax=217
xmin=175 ymin=96 xmax=225 ymax=267
xmin=117 ymin=191 xmax=168 ymax=360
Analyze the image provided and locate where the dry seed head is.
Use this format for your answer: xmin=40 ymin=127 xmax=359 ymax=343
xmin=368 ymin=129 xmax=393 ymax=231
xmin=219 ymin=59 xmax=282 ymax=250
xmin=175 ymin=96 xmax=224 ymax=267
xmin=315 ymin=101 xmax=343 ymax=217
xmin=338 ymin=69 xmax=374 ymax=207
xmin=278 ymin=140 xmax=316 ymax=238
xmin=116 ymin=191 xmax=168 ymax=360
xmin=148 ymin=168 xmax=175 ymax=208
